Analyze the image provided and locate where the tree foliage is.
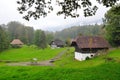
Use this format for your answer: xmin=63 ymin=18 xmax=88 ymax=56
xmin=0 ymin=26 xmax=9 ymax=52
xmin=7 ymin=21 xmax=26 ymax=42
xmin=34 ymin=30 xmax=47 ymax=49
xmin=0 ymin=21 xmax=57 ymax=49
xmin=25 ymin=26 xmax=34 ymax=45
xmin=104 ymin=4 xmax=120 ymax=47
xmin=46 ymin=32 xmax=54 ymax=44
xmin=7 ymin=21 xmax=35 ymax=45
xmin=17 ymin=0 xmax=119 ymax=21
xmin=1 ymin=21 xmax=54 ymax=48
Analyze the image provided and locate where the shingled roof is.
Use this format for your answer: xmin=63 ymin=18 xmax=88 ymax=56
xmin=10 ymin=39 xmax=24 ymax=45
xmin=72 ymin=36 xmax=110 ymax=49
xmin=50 ymin=39 xmax=65 ymax=47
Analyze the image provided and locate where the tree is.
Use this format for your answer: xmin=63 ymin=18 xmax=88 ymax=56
xmin=65 ymin=38 xmax=71 ymax=46
xmin=0 ymin=26 xmax=9 ymax=52
xmin=39 ymin=31 xmax=47 ymax=49
xmin=104 ymin=4 xmax=120 ymax=47
xmin=34 ymin=30 xmax=47 ymax=49
xmin=46 ymin=32 xmax=54 ymax=44
xmin=17 ymin=0 xmax=119 ymax=21
xmin=7 ymin=21 xmax=26 ymax=41
xmin=25 ymin=26 xmax=34 ymax=45
xmin=34 ymin=30 xmax=41 ymax=47
xmin=7 ymin=21 xmax=36 ymax=45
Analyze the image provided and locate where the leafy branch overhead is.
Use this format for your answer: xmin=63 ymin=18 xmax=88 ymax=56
xmin=17 ymin=0 xmax=119 ymax=21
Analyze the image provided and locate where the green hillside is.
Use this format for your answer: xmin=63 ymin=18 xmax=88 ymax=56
xmin=0 ymin=46 xmax=120 ymax=80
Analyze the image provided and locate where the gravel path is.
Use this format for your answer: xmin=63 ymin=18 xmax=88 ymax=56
xmin=7 ymin=60 xmax=53 ymax=66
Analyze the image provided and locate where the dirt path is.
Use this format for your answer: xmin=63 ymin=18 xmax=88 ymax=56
xmin=7 ymin=60 xmax=53 ymax=66
xmin=49 ymin=50 xmax=67 ymax=62
xmin=7 ymin=49 xmax=68 ymax=66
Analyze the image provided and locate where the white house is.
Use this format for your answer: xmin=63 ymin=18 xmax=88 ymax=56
xmin=71 ymin=36 xmax=110 ymax=61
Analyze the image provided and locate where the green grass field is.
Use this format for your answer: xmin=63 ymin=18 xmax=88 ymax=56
xmin=54 ymin=48 xmax=120 ymax=68
xmin=0 ymin=45 xmax=66 ymax=62
xmin=0 ymin=46 xmax=120 ymax=80
xmin=0 ymin=62 xmax=120 ymax=80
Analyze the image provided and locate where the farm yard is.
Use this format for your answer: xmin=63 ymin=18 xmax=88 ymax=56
xmin=0 ymin=46 xmax=120 ymax=80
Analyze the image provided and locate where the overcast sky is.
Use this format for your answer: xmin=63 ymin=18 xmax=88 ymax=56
xmin=0 ymin=0 xmax=110 ymax=31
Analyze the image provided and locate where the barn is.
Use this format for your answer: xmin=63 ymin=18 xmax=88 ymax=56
xmin=10 ymin=39 xmax=24 ymax=48
xmin=50 ymin=39 xmax=65 ymax=48
xmin=71 ymin=36 xmax=110 ymax=61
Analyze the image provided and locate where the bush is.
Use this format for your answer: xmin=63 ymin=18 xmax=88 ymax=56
xmin=29 ymin=45 xmax=38 ymax=49
xmin=86 ymin=56 xmax=90 ymax=60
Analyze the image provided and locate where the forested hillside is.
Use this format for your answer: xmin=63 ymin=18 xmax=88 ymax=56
xmin=54 ymin=24 xmax=104 ymax=41
xmin=0 ymin=21 xmax=104 ymax=47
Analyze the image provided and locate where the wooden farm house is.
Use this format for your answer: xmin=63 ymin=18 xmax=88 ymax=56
xmin=10 ymin=39 xmax=24 ymax=48
xmin=50 ymin=39 xmax=65 ymax=48
xmin=71 ymin=36 xmax=110 ymax=61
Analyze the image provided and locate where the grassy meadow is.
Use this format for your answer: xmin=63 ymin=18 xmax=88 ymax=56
xmin=54 ymin=48 xmax=120 ymax=68
xmin=0 ymin=45 xmax=66 ymax=62
xmin=0 ymin=46 xmax=120 ymax=80
xmin=0 ymin=63 xmax=120 ymax=80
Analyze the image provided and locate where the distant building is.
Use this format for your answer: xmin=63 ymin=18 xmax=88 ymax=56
xmin=10 ymin=39 xmax=24 ymax=48
xmin=71 ymin=36 xmax=110 ymax=61
xmin=50 ymin=39 xmax=65 ymax=48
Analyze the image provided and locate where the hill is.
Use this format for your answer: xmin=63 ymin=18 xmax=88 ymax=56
xmin=54 ymin=24 xmax=104 ymax=40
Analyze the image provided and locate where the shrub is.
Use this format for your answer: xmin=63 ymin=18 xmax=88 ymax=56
xmin=86 ymin=56 xmax=90 ymax=60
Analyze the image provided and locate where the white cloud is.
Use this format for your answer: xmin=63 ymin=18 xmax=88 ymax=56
xmin=0 ymin=0 xmax=110 ymax=31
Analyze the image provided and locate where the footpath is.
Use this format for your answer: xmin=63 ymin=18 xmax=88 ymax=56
xmin=7 ymin=49 xmax=68 ymax=66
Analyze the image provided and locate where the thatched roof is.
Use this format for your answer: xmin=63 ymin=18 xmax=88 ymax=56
xmin=71 ymin=36 xmax=110 ymax=49
xmin=10 ymin=39 xmax=24 ymax=45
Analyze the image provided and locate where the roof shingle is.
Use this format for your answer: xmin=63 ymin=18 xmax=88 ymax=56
xmin=73 ymin=36 xmax=110 ymax=48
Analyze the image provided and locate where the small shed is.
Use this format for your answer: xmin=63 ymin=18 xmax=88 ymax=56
xmin=50 ymin=39 xmax=65 ymax=48
xmin=71 ymin=36 xmax=110 ymax=61
xmin=10 ymin=39 xmax=24 ymax=48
